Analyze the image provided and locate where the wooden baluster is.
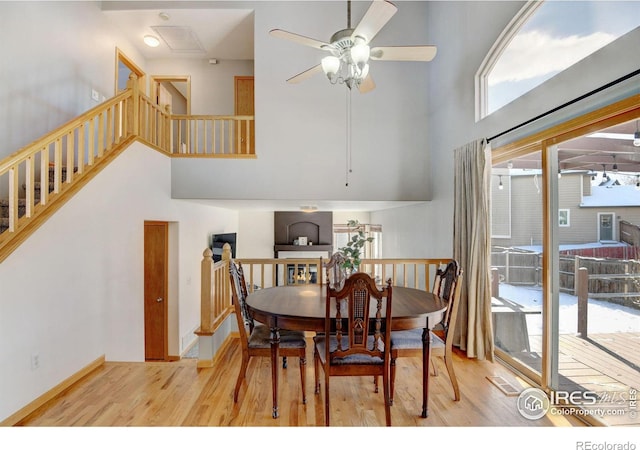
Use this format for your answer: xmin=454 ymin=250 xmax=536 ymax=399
xmin=25 ymin=156 xmax=34 ymax=218
xmin=77 ymin=124 xmax=85 ymax=175
xmin=66 ymin=130 xmax=74 ymax=184
xmin=87 ymin=118 xmax=95 ymax=167
xmin=53 ymin=138 xmax=62 ymax=194
xmin=8 ymin=164 xmax=18 ymax=232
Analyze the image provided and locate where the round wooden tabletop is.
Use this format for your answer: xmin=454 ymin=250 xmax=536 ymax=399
xmin=245 ymin=284 xmax=448 ymax=332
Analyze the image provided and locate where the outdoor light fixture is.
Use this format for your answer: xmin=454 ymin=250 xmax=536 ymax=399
xmin=498 ymin=175 xmax=504 ymax=190
xmin=634 ymin=120 xmax=640 ymax=147
xmin=143 ymin=35 xmax=160 ymax=48
xmin=612 ymin=154 xmax=618 ymax=172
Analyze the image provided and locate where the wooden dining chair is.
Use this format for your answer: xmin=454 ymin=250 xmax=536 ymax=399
xmin=313 ymin=272 xmax=393 ymax=426
xmin=229 ymin=260 xmax=307 ymax=405
xmin=389 ymin=260 xmax=463 ymax=403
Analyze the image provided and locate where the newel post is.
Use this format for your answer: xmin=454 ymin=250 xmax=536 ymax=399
xmin=200 ymin=247 xmax=214 ymax=333
xmin=127 ymin=73 xmax=140 ymax=137
xmin=576 ymin=267 xmax=589 ymax=338
xmin=491 ymin=267 xmax=499 ymax=298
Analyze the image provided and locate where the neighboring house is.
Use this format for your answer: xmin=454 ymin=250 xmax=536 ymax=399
xmin=0 ymin=1 xmax=638 ymax=424
xmin=492 ymin=170 xmax=640 ymax=249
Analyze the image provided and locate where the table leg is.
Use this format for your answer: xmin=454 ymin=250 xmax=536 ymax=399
xmin=270 ymin=327 xmax=281 ymax=419
xmin=421 ymin=326 xmax=431 ymax=418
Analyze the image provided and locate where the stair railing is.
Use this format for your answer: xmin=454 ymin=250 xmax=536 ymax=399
xmin=0 ymin=73 xmax=254 ymax=263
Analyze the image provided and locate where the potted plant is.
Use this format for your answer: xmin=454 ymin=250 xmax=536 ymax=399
xmin=338 ymin=219 xmax=374 ymax=273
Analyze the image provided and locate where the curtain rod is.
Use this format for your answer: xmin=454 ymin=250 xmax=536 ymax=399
xmin=486 ymin=67 xmax=640 ymax=143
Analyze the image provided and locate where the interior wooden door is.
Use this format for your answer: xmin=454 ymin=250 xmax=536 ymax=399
xmin=144 ymin=221 xmax=168 ymax=361
xmin=234 ymin=76 xmax=255 ymax=154
xmin=156 ymin=82 xmax=172 ymax=109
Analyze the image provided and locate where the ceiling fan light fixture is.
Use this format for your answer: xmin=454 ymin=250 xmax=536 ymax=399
xmin=143 ymin=35 xmax=160 ymax=48
xmin=321 ymin=55 xmax=340 ymax=79
xmin=350 ymin=42 xmax=370 ymax=68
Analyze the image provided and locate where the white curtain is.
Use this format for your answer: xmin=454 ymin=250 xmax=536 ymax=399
xmin=453 ymin=139 xmax=494 ymax=361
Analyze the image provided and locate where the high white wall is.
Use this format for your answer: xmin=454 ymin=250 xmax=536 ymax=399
xmin=373 ymin=2 xmax=640 ymax=261
xmin=0 ymin=1 xmax=142 ymax=155
xmin=170 ymin=1 xmax=432 ymax=203
xmin=146 ymin=58 xmax=254 ymax=115
xmin=0 ymin=142 xmax=238 ymax=422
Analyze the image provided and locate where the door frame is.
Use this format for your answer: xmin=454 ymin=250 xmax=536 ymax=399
xmin=115 ymin=47 xmax=145 ymax=94
xmin=597 ymin=212 xmax=616 ymax=242
xmin=150 ymin=75 xmax=192 ymax=114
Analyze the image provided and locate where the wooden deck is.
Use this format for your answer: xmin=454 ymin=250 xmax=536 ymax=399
xmin=524 ymin=332 xmax=640 ymax=426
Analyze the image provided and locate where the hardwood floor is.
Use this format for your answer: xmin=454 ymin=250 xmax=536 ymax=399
xmin=17 ymin=337 xmax=584 ymax=427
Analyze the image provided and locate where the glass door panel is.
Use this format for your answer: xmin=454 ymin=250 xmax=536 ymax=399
xmin=555 ymin=120 xmax=640 ymax=425
xmin=491 ymin=151 xmax=545 ymax=381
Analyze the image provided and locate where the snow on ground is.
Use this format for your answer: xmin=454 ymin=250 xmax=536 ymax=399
xmin=497 ymin=283 xmax=640 ymax=335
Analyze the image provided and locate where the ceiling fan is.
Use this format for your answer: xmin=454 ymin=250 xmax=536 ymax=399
xmin=269 ymin=0 xmax=437 ymax=93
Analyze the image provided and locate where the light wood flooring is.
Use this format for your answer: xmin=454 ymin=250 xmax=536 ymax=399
xmin=17 ymin=337 xmax=585 ymax=427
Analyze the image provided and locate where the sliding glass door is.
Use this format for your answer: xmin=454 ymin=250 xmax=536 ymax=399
xmin=491 ymin=98 xmax=640 ymax=426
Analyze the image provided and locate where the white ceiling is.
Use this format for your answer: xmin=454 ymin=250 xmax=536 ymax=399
xmin=102 ymin=5 xmax=255 ymax=61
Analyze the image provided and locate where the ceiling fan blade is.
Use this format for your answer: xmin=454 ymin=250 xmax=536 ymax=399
xmin=286 ymin=64 xmax=324 ymax=84
xmin=370 ymin=45 xmax=438 ymax=61
xmin=358 ymin=74 xmax=376 ymax=93
xmin=269 ymin=29 xmax=330 ymax=50
xmin=352 ymin=0 xmax=398 ymax=43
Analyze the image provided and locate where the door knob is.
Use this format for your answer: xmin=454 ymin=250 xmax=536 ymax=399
xmin=156 ymin=297 xmax=163 ymax=303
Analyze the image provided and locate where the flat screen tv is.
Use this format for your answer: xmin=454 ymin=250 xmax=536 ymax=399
xmin=211 ymin=232 xmax=237 ymax=262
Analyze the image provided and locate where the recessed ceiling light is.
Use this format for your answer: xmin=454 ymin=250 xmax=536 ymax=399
xmin=143 ymin=35 xmax=160 ymax=48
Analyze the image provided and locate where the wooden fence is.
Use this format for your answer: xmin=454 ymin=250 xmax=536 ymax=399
xmin=491 ymin=246 xmax=640 ymax=310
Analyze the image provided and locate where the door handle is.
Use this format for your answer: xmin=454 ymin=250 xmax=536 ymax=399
xmin=156 ymin=297 xmax=163 ymax=303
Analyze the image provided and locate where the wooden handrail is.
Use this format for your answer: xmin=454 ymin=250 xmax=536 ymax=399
xmin=0 ymin=75 xmax=256 ymax=262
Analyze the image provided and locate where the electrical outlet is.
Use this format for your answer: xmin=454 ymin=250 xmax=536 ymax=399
xmin=31 ymin=353 xmax=40 ymax=370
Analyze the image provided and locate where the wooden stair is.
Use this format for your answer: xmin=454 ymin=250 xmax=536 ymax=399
xmin=0 ymin=167 xmax=66 ymax=234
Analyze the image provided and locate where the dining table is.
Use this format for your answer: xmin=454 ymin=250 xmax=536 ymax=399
xmin=245 ymin=283 xmax=448 ymax=419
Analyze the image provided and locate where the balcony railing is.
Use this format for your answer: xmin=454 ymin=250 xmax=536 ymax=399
xmin=196 ymin=245 xmax=454 ymax=342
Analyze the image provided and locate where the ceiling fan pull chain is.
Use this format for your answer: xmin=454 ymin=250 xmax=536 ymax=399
xmin=346 ymin=88 xmax=352 ymax=186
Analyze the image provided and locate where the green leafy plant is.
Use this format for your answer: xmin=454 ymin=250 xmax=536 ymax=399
xmin=338 ymin=219 xmax=373 ymax=272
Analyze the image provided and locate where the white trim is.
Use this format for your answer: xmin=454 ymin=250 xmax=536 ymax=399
xmin=558 ymin=209 xmax=570 ymax=227
xmin=597 ymin=212 xmax=616 ymax=242
xmin=474 ymin=1 xmax=542 ymax=122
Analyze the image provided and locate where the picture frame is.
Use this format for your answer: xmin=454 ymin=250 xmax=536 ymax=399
xmin=298 ymin=236 xmax=308 ymax=246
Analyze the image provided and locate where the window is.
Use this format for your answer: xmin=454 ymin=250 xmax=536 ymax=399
xmin=333 ymin=223 xmax=382 ymax=260
xmin=558 ymin=209 xmax=570 ymax=227
xmin=476 ymin=1 xmax=640 ymax=119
